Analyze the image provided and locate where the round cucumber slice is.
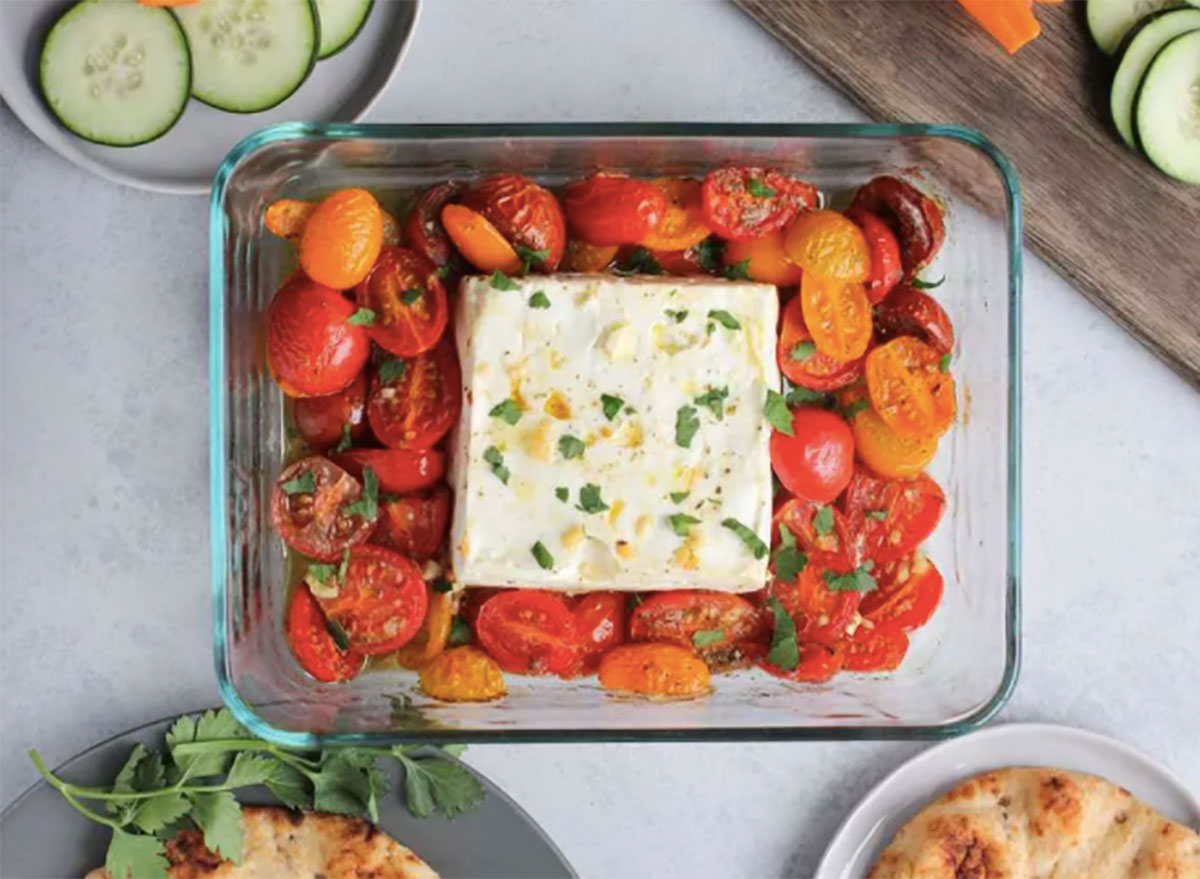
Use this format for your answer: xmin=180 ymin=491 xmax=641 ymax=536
xmin=39 ymin=0 xmax=191 ymax=147
xmin=173 ymin=0 xmax=318 ymax=113
xmin=315 ymin=0 xmax=374 ymax=59
xmin=1135 ymin=30 xmax=1200 ymax=184
xmin=1111 ymin=9 xmax=1200 ymax=147
xmin=1087 ymin=0 xmax=1189 ymax=55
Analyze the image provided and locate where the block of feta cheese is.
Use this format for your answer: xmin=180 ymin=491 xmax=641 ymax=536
xmin=449 ymin=273 xmax=780 ymax=593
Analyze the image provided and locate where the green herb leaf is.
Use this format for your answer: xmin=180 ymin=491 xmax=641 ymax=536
xmin=435 ymin=264 xmax=451 ymax=279
xmin=488 ymin=398 xmax=523 ymax=425
xmin=938 ymin=353 xmax=952 ymax=374
xmin=813 ymin=505 xmax=834 ymax=536
xmin=378 ymin=358 xmax=406 ymax=384
xmin=341 ymin=466 xmax=378 ymax=520
xmin=746 ymin=178 xmax=776 ymax=198
xmin=577 ymin=483 xmax=609 ymax=514
xmin=264 ymin=763 xmax=310 ymax=810
xmin=555 ymin=486 xmax=569 ymax=503
xmin=601 ymin=394 xmax=625 ymax=421
xmin=722 ymin=518 xmax=768 ymax=559
xmin=669 ymin=490 xmax=690 ymax=504
xmin=165 ymin=709 xmax=246 ymax=779
xmin=531 ymin=541 xmax=554 ymax=571
xmin=305 ymin=563 xmax=337 ymax=589
xmin=223 ymin=753 xmax=280 ymax=789
xmin=326 ymin=619 xmax=351 ymax=652
xmin=675 ymin=405 xmax=700 ymax=448
xmin=764 ymin=390 xmax=794 ymax=436
xmin=668 ymin=513 xmax=701 ymax=536
xmin=778 ymin=524 xmax=797 ymax=549
xmin=785 ymin=385 xmax=831 ymax=407
xmin=431 ymin=576 xmax=453 ymax=593
xmin=910 ymin=276 xmax=945 ymax=290
xmin=516 ymin=245 xmax=550 ymax=272
xmin=402 ymin=287 xmax=423 ymax=305
xmin=823 ymin=565 xmax=879 ymax=593
xmin=615 ymin=246 xmax=663 ymax=276
xmin=106 ymin=827 xmax=169 ymax=879
xmin=790 ymin=341 xmax=816 ymax=361
xmin=189 ymin=790 xmax=243 ymax=863
xmin=723 ymin=258 xmax=752 ymax=281
xmin=694 ymin=237 xmax=723 ymax=272
xmin=395 ymin=752 xmax=485 ymax=819
xmin=707 ymin=309 xmax=741 ymax=330
xmin=528 ymin=291 xmax=551 ymax=309
xmin=131 ymin=791 xmax=191 ymax=835
xmin=280 ymin=472 xmax=316 ymax=495
xmin=333 ymin=422 xmax=354 ymax=453
xmin=841 ymin=398 xmax=870 ymax=419
xmin=312 ymin=751 xmax=375 ymax=819
xmin=346 ymin=307 xmax=376 ymax=326
xmin=558 ymin=435 xmax=585 ymax=460
xmin=692 ymin=628 xmax=725 ymax=648
xmin=694 ymin=386 xmax=729 ymax=420
xmin=490 ymin=270 xmax=519 ymax=290
xmin=766 ymin=598 xmax=799 ymax=671
xmin=448 ymin=617 xmax=472 ymax=647
xmin=866 ymin=509 xmax=888 ymax=521
xmin=664 ymin=308 xmax=688 ymax=323
xmin=773 ymin=545 xmax=807 ymax=585
xmin=482 ymin=446 xmax=509 ymax=484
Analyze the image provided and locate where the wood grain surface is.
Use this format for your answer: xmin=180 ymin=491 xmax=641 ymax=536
xmin=737 ymin=0 xmax=1200 ymax=386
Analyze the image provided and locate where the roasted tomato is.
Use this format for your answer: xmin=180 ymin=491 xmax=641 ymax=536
xmin=597 ymin=643 xmax=711 ymax=697
xmin=291 ymin=371 xmax=368 ymax=451
xmin=639 ymin=178 xmax=710 ymax=251
xmin=770 ymin=405 xmax=855 ymax=504
xmin=564 ymin=239 xmax=619 ymax=272
xmin=563 ymin=173 xmax=667 ymax=246
xmin=841 ymin=468 xmax=945 ymax=565
xmin=841 ymin=622 xmax=909 ymax=672
xmin=317 ymin=545 xmax=428 ymax=655
xmin=396 ymin=590 xmax=454 ymax=669
xmin=758 ymin=642 xmax=844 ymax=683
xmin=873 ymin=285 xmax=955 ymax=355
xmin=572 ymin=591 xmax=627 ymax=672
xmin=419 ymin=646 xmax=507 ymax=702
xmin=460 ymin=174 xmax=567 ymax=270
xmin=848 ymin=176 xmax=945 ymax=278
xmin=770 ymin=562 xmax=860 ymax=647
xmin=700 ymin=166 xmax=818 ymax=240
xmin=271 ymin=456 xmax=377 ymax=561
xmin=355 ymin=246 xmax=448 ymax=357
xmin=286 ymin=583 xmax=365 ymax=683
xmin=860 ymin=553 xmax=943 ymax=632
xmin=299 ymin=188 xmax=384 ymax=290
xmin=784 ymin=210 xmax=871 ymax=282
xmin=367 ymin=339 xmax=461 ymax=450
xmin=844 ymin=207 xmax=903 ymax=303
xmin=402 ymin=181 xmax=460 ymax=267
xmin=723 ymin=230 xmax=804 ymax=285
xmin=440 ymin=203 xmax=522 ymax=274
xmin=460 ymin=587 xmax=505 ymax=630
xmin=776 ymin=294 xmax=864 ymax=391
xmin=267 ymin=198 xmax=400 ymax=247
xmin=629 ymin=592 xmax=767 ymax=659
xmin=475 ymin=590 xmax=578 ymax=676
xmin=799 ymin=272 xmax=873 ymax=363
xmin=864 ymin=336 xmax=955 ymax=440
xmin=374 ymin=485 xmax=451 ymax=562
xmin=774 ymin=496 xmax=859 ymax=573
xmin=266 ymin=276 xmax=371 ymax=398
xmin=331 ymin=448 xmax=445 ymax=495
xmin=839 ymin=386 xmax=937 ymax=480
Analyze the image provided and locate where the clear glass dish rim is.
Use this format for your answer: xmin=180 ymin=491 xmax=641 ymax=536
xmin=209 ymin=122 xmax=1023 ymax=746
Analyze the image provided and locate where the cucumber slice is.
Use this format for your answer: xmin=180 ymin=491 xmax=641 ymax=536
xmin=1111 ymin=9 xmax=1200 ymax=147
xmin=39 ymin=0 xmax=191 ymax=147
xmin=173 ymin=0 xmax=318 ymax=113
xmin=315 ymin=0 xmax=374 ymax=59
xmin=1135 ymin=29 xmax=1200 ymax=183
xmin=1087 ymin=0 xmax=1194 ymax=54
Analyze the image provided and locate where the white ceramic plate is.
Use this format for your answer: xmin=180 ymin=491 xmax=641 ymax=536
xmin=0 ymin=0 xmax=420 ymax=195
xmin=817 ymin=723 xmax=1200 ymax=879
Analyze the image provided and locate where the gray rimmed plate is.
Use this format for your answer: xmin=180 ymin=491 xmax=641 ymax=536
xmin=0 ymin=0 xmax=419 ymax=195
xmin=0 ymin=711 xmax=575 ymax=879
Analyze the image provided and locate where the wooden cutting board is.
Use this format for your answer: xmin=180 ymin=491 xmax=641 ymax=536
xmin=737 ymin=0 xmax=1200 ymax=387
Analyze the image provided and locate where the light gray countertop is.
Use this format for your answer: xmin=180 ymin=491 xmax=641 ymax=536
xmin=2 ymin=2 xmax=1197 ymax=877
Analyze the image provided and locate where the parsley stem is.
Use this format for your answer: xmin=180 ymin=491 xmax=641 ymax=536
xmin=29 ymin=750 xmax=124 ymax=829
xmin=170 ymin=739 xmax=322 ymax=770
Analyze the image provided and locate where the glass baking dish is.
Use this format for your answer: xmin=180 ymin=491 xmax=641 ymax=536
xmin=210 ymin=123 xmax=1022 ymax=746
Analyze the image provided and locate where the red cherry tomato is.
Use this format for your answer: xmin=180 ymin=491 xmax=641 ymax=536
xmin=563 ymin=173 xmax=668 ymax=246
xmin=572 ymin=591 xmax=627 ymax=672
xmin=317 ymin=545 xmax=428 ymax=655
xmin=770 ymin=406 xmax=855 ymax=504
xmin=648 ymin=244 xmax=710 ymax=276
xmin=291 ymin=371 xmax=368 ymax=451
xmin=331 ymin=448 xmax=445 ymax=495
xmin=776 ymin=294 xmax=865 ymax=391
xmin=758 ymin=642 xmax=844 ymax=683
xmin=873 ymin=285 xmax=955 ymax=355
xmin=860 ymin=554 xmax=944 ymax=632
xmin=770 ymin=562 xmax=860 ymax=647
xmin=270 ymin=456 xmax=377 ymax=561
xmin=286 ymin=584 xmax=366 ymax=683
xmin=773 ymin=496 xmax=859 ymax=573
xmin=355 ymin=246 xmax=448 ymax=357
xmin=460 ymin=174 xmax=567 ymax=270
xmin=841 ymin=622 xmax=909 ymax=672
xmin=367 ymin=338 xmax=461 ymax=450
xmin=401 ymin=181 xmax=460 ymax=267
xmin=844 ymin=207 xmax=903 ymax=303
xmin=848 ymin=176 xmax=946 ymax=278
xmin=266 ymin=276 xmax=371 ymax=398
xmin=700 ymin=166 xmax=818 ymax=241
xmin=840 ymin=468 xmax=945 ymax=565
xmin=373 ymin=485 xmax=451 ymax=562
xmin=460 ymin=587 xmax=505 ymax=630
xmin=475 ymin=590 xmax=579 ymax=676
xmin=629 ymin=591 xmax=768 ymax=659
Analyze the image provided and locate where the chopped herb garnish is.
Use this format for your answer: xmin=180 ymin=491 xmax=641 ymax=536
xmin=746 ymin=178 xmax=776 ymax=198
xmin=435 ymin=264 xmax=451 ymax=278
xmin=531 ymin=541 xmax=554 ymax=571
xmin=910 ymin=276 xmax=945 ymax=290
xmin=692 ymin=628 xmax=725 ymax=648
xmin=555 ymin=486 xmax=569 ymax=503
xmin=866 ymin=509 xmax=888 ymax=521
xmin=305 ymin=563 xmax=337 ymax=588
xmin=615 ymin=246 xmax=663 ymax=276
xmin=528 ymin=291 xmax=551 ymax=309
xmin=723 ymin=258 xmax=752 ymax=281
xmin=694 ymin=386 xmax=730 ymax=420
xmin=841 ymin=397 xmax=870 ymax=419
xmin=600 ymin=394 xmax=625 ymax=421
xmin=813 ymin=505 xmax=834 ymax=536
xmin=694 ymin=237 xmax=723 ymax=272
xmin=341 ymin=466 xmax=378 ymax=520
xmin=326 ymin=618 xmax=351 ymax=651
xmin=722 ymin=517 xmax=768 ymax=559
xmin=490 ymin=270 xmax=519 ymax=291
xmin=448 ymin=616 xmax=472 ymax=647
xmin=401 ymin=287 xmax=423 ymax=305
xmin=668 ymin=513 xmax=701 ymax=536
xmin=280 ymin=472 xmax=316 ymax=495
xmin=764 ymin=390 xmax=794 ymax=436
xmin=515 ymin=245 xmax=550 ymax=273
xmin=664 ymin=308 xmax=688 ymax=323
xmin=790 ymin=341 xmax=816 ymax=361
xmin=669 ymin=490 xmax=690 ymax=504
xmin=378 ymin=358 xmax=406 ymax=384
xmin=431 ymin=577 xmax=453 ymax=593
xmin=346 ymin=307 xmax=376 ymax=326
xmin=823 ymin=565 xmax=878 ymax=593
xmin=773 ymin=539 xmax=807 ymax=585
xmin=675 ymin=405 xmax=700 ymax=448
xmin=576 ymin=483 xmax=609 ymax=514
xmin=338 ymin=547 xmax=351 ymax=582
xmin=767 ymin=597 xmax=799 ymax=671
xmin=483 ymin=446 xmax=509 ymax=484
xmin=333 ymin=423 xmax=354 ymax=453
xmin=558 ymin=435 xmax=585 ymax=460
xmin=938 ymin=353 xmax=952 ymax=373
xmin=707 ymin=309 xmax=741 ymax=330
xmin=488 ymin=398 xmax=523 ymax=426
xmin=786 ymin=385 xmax=831 ymax=407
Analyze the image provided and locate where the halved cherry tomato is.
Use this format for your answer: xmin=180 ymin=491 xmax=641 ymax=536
xmin=841 ymin=468 xmax=945 ymax=565
xmin=475 ymin=590 xmax=578 ymax=676
xmin=292 ymin=371 xmax=368 ymax=451
xmin=317 ymin=545 xmax=427 ymax=655
xmin=839 ymin=386 xmax=937 ymax=480
xmin=784 ymin=210 xmax=871 ymax=282
xmin=799 ymin=273 xmax=873 ymax=362
xmin=758 ymin=642 xmax=844 ymax=683
xmin=865 ymin=336 xmax=955 ymax=439
xmin=723 ymin=230 xmax=803 ymax=285
xmin=629 ymin=591 xmax=767 ymax=658
xmin=460 ymin=587 xmax=505 ymax=630
xmin=331 ymin=448 xmax=445 ymax=495
xmin=564 ymin=239 xmax=619 ymax=272
xmin=598 ymin=643 xmax=711 ymax=697
xmin=286 ymin=584 xmax=365 ymax=683
xmin=860 ymin=554 xmax=943 ymax=632
xmin=844 ymin=207 xmax=903 ymax=303
xmin=267 ymin=198 xmax=400 ymax=246
xmin=776 ymin=294 xmax=864 ymax=391
xmin=367 ymin=338 xmax=461 ymax=450
xmin=266 ymin=276 xmax=371 ymax=398
xmin=563 ymin=173 xmax=667 ymax=246
xmin=848 ymin=176 xmax=945 ymax=278
xmin=700 ymin=166 xmax=818 ymax=240
xmin=355 ymin=246 xmax=448 ymax=357
xmin=419 ymin=645 xmax=507 ymax=702
xmin=440 ymin=203 xmax=522 ymax=274
xmin=460 ymin=174 xmax=567 ymax=270
xmin=770 ymin=562 xmax=859 ymax=646
xmin=299 ymin=188 xmax=384 ymax=290
xmin=644 ymin=246 xmax=706 ymax=276
xmin=270 ymin=457 xmax=377 ymax=561
xmin=873 ymin=285 xmax=954 ymax=355
xmin=639 ymin=178 xmax=710 ymax=251
xmin=773 ymin=497 xmax=858 ymax=573
xmin=402 ymin=182 xmax=460 ymax=267
xmin=572 ymin=591 xmax=626 ymax=672
xmin=841 ymin=622 xmax=909 ymax=672
xmin=396 ymin=589 xmax=454 ymax=669
xmin=373 ymin=485 xmax=451 ymax=562
xmin=770 ymin=405 xmax=855 ymax=504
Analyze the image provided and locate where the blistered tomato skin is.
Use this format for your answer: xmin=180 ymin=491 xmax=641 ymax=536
xmin=266 ymin=277 xmax=371 ymax=398
xmin=598 ymin=644 xmax=712 ymax=697
xmin=299 ymin=188 xmax=384 ymax=290
xmin=638 ymin=178 xmax=711 ymax=251
xmin=848 ymin=176 xmax=946 ymax=278
xmin=402 ymin=181 xmax=461 ymax=267
xmin=461 ymin=174 xmax=568 ymax=270
xmin=419 ymin=646 xmax=508 ymax=702
xmin=701 ymin=166 xmax=818 ymax=240
xmin=844 ymin=207 xmax=903 ymax=303
xmin=270 ymin=456 xmax=377 ymax=561
xmin=873 ymin=285 xmax=955 ymax=355
xmin=564 ymin=173 xmax=668 ymax=246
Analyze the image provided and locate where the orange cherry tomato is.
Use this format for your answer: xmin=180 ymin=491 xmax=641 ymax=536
xmin=841 ymin=623 xmax=909 ymax=672
xmin=299 ymin=188 xmax=384 ymax=289
xmin=461 ymin=174 xmax=567 ymax=271
xmin=776 ymin=294 xmax=864 ymax=391
xmin=844 ymin=207 xmax=903 ymax=303
xmin=286 ymin=584 xmax=365 ymax=683
xmin=799 ymin=272 xmax=873 ymax=362
xmin=355 ymin=246 xmax=448 ymax=358
xmin=723 ymin=230 xmax=804 ymax=286
xmin=419 ymin=646 xmax=507 ymax=702
xmin=865 ymin=336 xmax=956 ymax=439
xmin=597 ymin=644 xmax=711 ymax=698
xmin=860 ymin=554 xmax=943 ymax=632
xmin=873 ymin=285 xmax=955 ymax=355
xmin=770 ymin=561 xmax=860 ymax=647
xmin=265 ymin=198 xmax=315 ymax=241
xmin=648 ymin=245 xmax=709 ymax=276
xmin=317 ymin=545 xmax=428 ymax=656
xmin=758 ymin=642 xmax=844 ymax=683
xmin=396 ymin=590 xmax=454 ymax=669
xmin=769 ymin=405 xmax=855 ymax=504
xmin=841 ymin=468 xmax=945 ymax=565
xmin=639 ymin=178 xmax=711 ymax=251
xmin=291 ymin=370 xmax=368 ymax=451
xmin=402 ymin=182 xmax=461 ymax=267
xmin=266 ymin=276 xmax=371 ymax=398
xmin=440 ymin=203 xmax=522 ymax=274
xmin=784 ymin=210 xmax=871 ymax=282
xmin=563 ymin=173 xmax=667 ymax=246
xmin=564 ymin=239 xmax=619 ymax=272
xmin=839 ymin=386 xmax=938 ymax=480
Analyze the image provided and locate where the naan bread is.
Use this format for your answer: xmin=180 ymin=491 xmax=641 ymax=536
xmin=87 ymin=806 xmax=438 ymax=879
xmin=869 ymin=767 xmax=1200 ymax=879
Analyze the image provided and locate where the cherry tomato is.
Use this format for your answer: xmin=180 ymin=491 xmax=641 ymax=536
xmin=266 ymin=276 xmax=371 ymax=398
xmin=564 ymin=239 xmax=619 ymax=272
xmin=841 ymin=622 xmax=908 ymax=672
xmin=317 ymin=545 xmax=428 ymax=655
xmin=758 ymin=642 xmax=844 ymax=683
xmin=799 ymin=272 xmax=872 ymax=362
xmin=563 ymin=173 xmax=667 ymax=246
xmin=773 ymin=496 xmax=859 ymax=573
xmin=460 ymin=174 xmax=567 ymax=270
xmin=440 ymin=203 xmax=522 ymax=274
xmin=839 ymin=386 xmax=937 ymax=480
xmin=475 ymin=590 xmax=579 ymax=676
xmin=700 ymin=166 xmax=818 ymax=240
xmin=291 ymin=371 xmax=368 ymax=451
xmin=396 ymin=589 xmax=454 ymax=669
xmin=639 ymin=178 xmax=711 ymax=251
xmin=402 ymin=181 xmax=460 ymax=267
xmin=860 ymin=554 xmax=943 ymax=631
xmin=865 ymin=336 xmax=955 ymax=440
xmin=460 ymin=587 xmax=505 ymax=630
xmin=264 ymin=198 xmax=315 ymax=242
xmin=286 ymin=584 xmax=365 ymax=683
xmin=873 ymin=285 xmax=955 ymax=355
xmin=629 ymin=591 xmax=767 ymax=658
xmin=644 ymin=246 xmax=706 ymax=276
xmin=597 ymin=643 xmax=711 ymax=697
xmin=844 ymin=207 xmax=903 ymax=303
xmin=299 ymin=188 xmax=383 ymax=290
xmin=419 ymin=645 xmax=507 ymax=702
xmin=770 ymin=562 xmax=860 ymax=647
xmin=367 ymin=338 xmax=462 ymax=450
xmin=572 ymin=591 xmax=627 ymax=672
xmin=848 ymin=176 xmax=946 ymax=278
xmin=770 ymin=406 xmax=855 ymax=504
xmin=331 ymin=448 xmax=445 ymax=495
xmin=270 ymin=456 xmax=377 ymax=561
xmin=784 ymin=210 xmax=871 ymax=282
xmin=373 ymin=485 xmax=451 ymax=562
xmin=723 ymin=230 xmax=804 ymax=285
xmin=841 ymin=468 xmax=945 ymax=565
xmin=776 ymin=294 xmax=864 ymax=391
xmin=355 ymin=246 xmax=448 ymax=357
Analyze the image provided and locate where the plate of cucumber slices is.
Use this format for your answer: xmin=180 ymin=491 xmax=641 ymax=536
xmin=0 ymin=0 xmax=420 ymax=194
